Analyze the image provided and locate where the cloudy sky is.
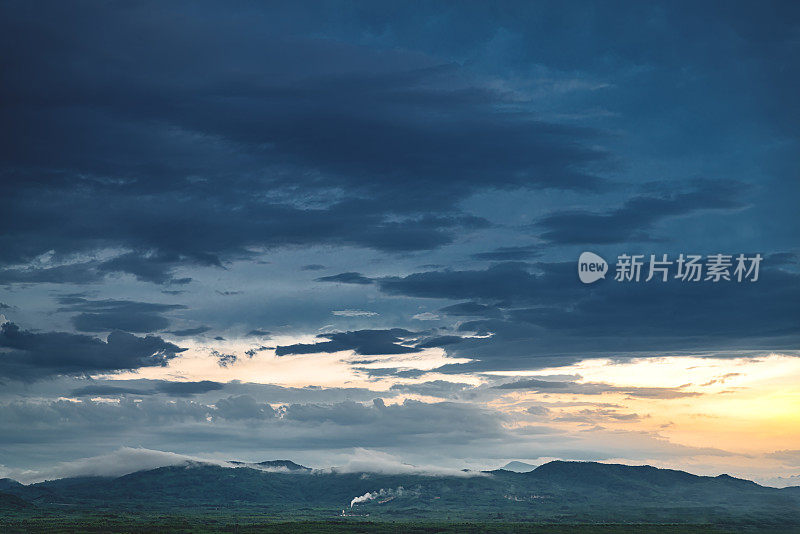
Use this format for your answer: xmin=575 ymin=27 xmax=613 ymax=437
xmin=1 ymin=1 xmax=798 ymax=486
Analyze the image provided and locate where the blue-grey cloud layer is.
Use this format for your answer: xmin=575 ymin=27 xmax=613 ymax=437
xmin=0 ymin=1 xmax=797 ymax=379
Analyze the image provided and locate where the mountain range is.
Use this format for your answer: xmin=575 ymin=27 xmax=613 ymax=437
xmin=1 ymin=459 xmax=799 ymax=529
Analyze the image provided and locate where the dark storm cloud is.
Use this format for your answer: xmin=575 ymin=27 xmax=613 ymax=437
xmin=378 ymin=261 xmax=800 ymax=369
xmin=494 ymin=378 xmax=699 ymax=399
xmin=537 ymin=181 xmax=745 ymax=244
xmin=154 ymin=380 xmax=224 ymax=397
xmin=246 ymin=329 xmax=271 ymax=337
xmin=471 ymin=245 xmax=541 ymax=261
xmin=169 ymin=326 xmax=212 ymax=337
xmin=0 ymin=322 xmax=185 ymax=381
xmin=71 ymin=313 xmax=169 ymax=333
xmin=767 ymin=252 xmax=798 ymax=266
xmin=47 ymin=378 xmax=387 ymax=405
xmin=57 ymin=297 xmax=185 ymax=333
xmin=0 ymin=255 xmax=195 ymax=287
xmin=354 ymin=368 xmax=428 ymax=379
xmin=213 ymin=351 xmax=237 ymax=367
xmin=70 ymin=385 xmax=153 ymax=397
xmin=0 ymin=262 xmax=103 ymax=285
xmin=439 ymin=302 xmax=502 ymax=317
xmin=277 ymin=398 xmax=504 ymax=444
xmin=505 ymin=266 xmax=800 ymax=340
xmin=315 ymin=272 xmax=374 ymax=285
xmin=97 ymin=252 xmax=199 ymax=285
xmin=0 ymin=396 xmax=507 ymax=457
xmin=0 ymin=0 xmax=795 ymax=383
xmin=70 ymin=381 xmax=222 ymax=398
xmin=0 ymin=1 xmax=608 ymax=276
xmin=379 ymin=262 xmax=574 ymax=304
xmin=276 ymin=329 xmax=421 ymax=356
xmin=414 ymin=335 xmax=465 ymax=349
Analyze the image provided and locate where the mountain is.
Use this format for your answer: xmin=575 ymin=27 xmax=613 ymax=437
xmin=0 ymin=478 xmax=24 ymax=492
xmin=256 ymin=459 xmax=311 ymax=471
xmin=2 ymin=460 xmax=799 ymax=526
xmin=501 ymin=461 xmax=537 ymax=472
xmin=0 ymin=491 xmax=33 ymax=511
xmin=227 ymin=459 xmax=311 ymax=471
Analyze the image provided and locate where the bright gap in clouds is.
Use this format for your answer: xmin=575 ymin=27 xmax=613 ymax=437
xmin=489 ymin=353 xmax=800 ymax=456
xmin=106 ymin=337 xmax=475 ymax=390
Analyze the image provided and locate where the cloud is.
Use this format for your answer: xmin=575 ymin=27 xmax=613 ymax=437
xmin=355 ymin=368 xmax=428 ymax=379
xmin=214 ymin=395 xmax=277 ymax=420
xmin=0 ymin=2 xmax=609 ymax=276
xmin=0 ymin=322 xmax=186 ymax=381
xmin=57 ymin=297 xmax=185 ymax=333
xmin=0 ymin=447 xmax=228 ymax=484
xmin=414 ymin=335 xmax=464 ymax=349
xmin=213 ymin=351 xmax=238 ymax=367
xmin=316 ymin=272 xmax=374 ymax=285
xmin=154 ymin=380 xmax=225 ymax=396
xmin=332 ymin=448 xmax=481 ymax=477
xmin=70 ymin=384 xmax=153 ymax=397
xmin=0 ymin=254 xmax=198 ymax=287
xmin=412 ymin=312 xmax=439 ymax=321
xmin=766 ymin=252 xmax=798 ymax=267
xmin=247 ymin=329 xmax=271 ymax=337
xmin=276 ymin=329 xmax=421 ymax=356
xmin=332 ymin=309 xmax=378 ymax=317
xmin=553 ymin=408 xmax=644 ymax=423
xmin=0 ymin=395 xmax=509 ymax=468
xmin=97 ymin=251 xmax=201 ymax=285
xmin=375 ymin=261 xmax=800 ymax=366
xmin=0 ymin=262 xmax=103 ymax=285
xmin=439 ymin=302 xmax=501 ymax=317
xmin=70 ymin=380 xmax=222 ymax=398
xmin=767 ymin=450 xmax=800 ymax=467
xmin=169 ymin=326 xmax=212 ymax=337
xmin=51 ymin=379 xmax=385 ymax=405
xmin=389 ymin=380 xmax=474 ymax=398
xmin=536 ymin=180 xmax=744 ymax=244
xmin=494 ymin=378 xmax=700 ymax=399
xmin=526 ymin=406 xmax=551 ymax=417
xmin=379 ymin=262 xmax=579 ymax=306
xmin=471 ymin=245 xmax=540 ymax=261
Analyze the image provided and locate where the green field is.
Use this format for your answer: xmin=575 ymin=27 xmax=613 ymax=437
xmin=1 ymin=515 xmax=789 ymax=534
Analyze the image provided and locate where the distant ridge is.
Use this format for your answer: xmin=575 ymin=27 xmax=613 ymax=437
xmin=501 ymin=461 xmax=537 ymax=472
xmin=0 ymin=478 xmax=24 ymax=492
xmin=227 ymin=459 xmax=311 ymax=471
xmin=528 ymin=460 xmax=760 ymax=489
xmin=256 ymin=460 xmax=311 ymax=471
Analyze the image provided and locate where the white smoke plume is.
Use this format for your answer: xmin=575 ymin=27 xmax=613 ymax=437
xmin=350 ymin=486 xmax=410 ymax=508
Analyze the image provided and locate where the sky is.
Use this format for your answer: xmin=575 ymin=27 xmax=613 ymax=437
xmin=0 ymin=1 xmax=799 ymax=486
